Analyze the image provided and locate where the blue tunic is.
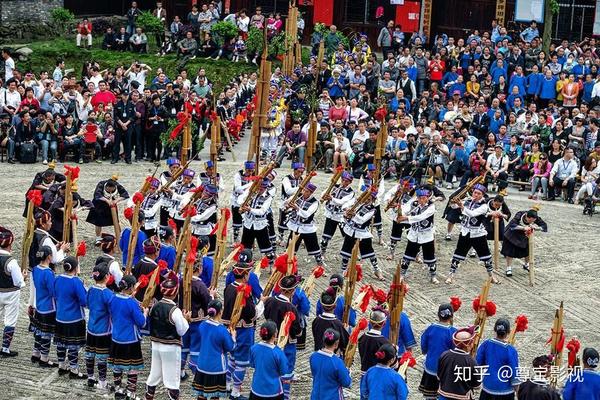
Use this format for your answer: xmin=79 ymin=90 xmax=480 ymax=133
xmin=87 ymin=285 xmax=114 ymax=335
xmin=563 ymin=369 xmax=600 ymax=400
xmin=199 ymin=256 xmax=214 ymax=287
xmin=249 ymin=342 xmax=288 ymax=398
xmin=157 ymin=243 xmax=176 ymax=270
xmin=309 ymin=350 xmax=351 ymax=400
xmin=193 ymin=319 xmax=235 ymax=374
xmin=32 ymin=265 xmax=56 ymax=313
xmin=119 ymin=228 xmax=147 ymax=266
xmin=360 ymin=365 xmax=409 ymax=400
xmin=476 ymin=338 xmax=520 ymax=395
xmin=54 ymin=274 xmax=87 ymax=323
xmin=225 ymin=270 xmax=262 ymax=299
xmin=316 ymin=297 xmax=357 ymax=327
xmin=421 ymin=323 xmax=457 ymax=376
xmin=526 ymin=73 xmax=543 ymax=96
xmin=380 ymin=312 xmax=417 ymax=354
xmin=538 ymin=76 xmax=558 ymax=100
xmin=110 ymin=294 xmax=146 ymax=344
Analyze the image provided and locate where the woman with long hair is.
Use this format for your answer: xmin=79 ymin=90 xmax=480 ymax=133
xmin=530 ymin=152 xmax=552 ymax=200
xmin=575 ymin=157 xmax=600 ymax=204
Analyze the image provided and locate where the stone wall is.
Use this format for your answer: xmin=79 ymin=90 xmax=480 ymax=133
xmin=0 ymin=0 xmax=64 ymax=24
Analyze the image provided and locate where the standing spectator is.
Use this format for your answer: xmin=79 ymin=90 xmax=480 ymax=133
xmin=152 ymin=1 xmax=167 ymax=48
xmin=129 ymin=27 xmax=148 ymax=54
xmin=131 ymin=91 xmax=146 ymax=161
xmin=126 ymin=62 xmax=151 ymax=92
xmin=413 ymin=47 xmax=429 ymax=95
xmin=112 ymin=90 xmax=135 ymax=164
xmin=102 ymin=27 xmax=116 ymax=50
xmin=198 ymin=4 xmax=213 ymax=36
xmin=377 ymin=20 xmax=394 ymax=58
xmin=187 ymin=4 xmax=200 ymax=35
xmin=520 ymin=21 xmax=540 ymax=43
xmin=125 ymin=1 xmax=141 ymax=36
xmin=236 ymin=9 xmax=250 ymax=39
xmin=250 ymin=7 xmax=265 ymax=29
xmin=91 ymin=81 xmax=116 ymax=108
xmin=76 ymin=18 xmax=93 ymax=49
xmin=324 ymin=25 xmax=340 ymax=56
xmin=146 ymin=95 xmax=168 ymax=162
xmin=1 ymin=48 xmax=15 ymax=81
xmin=36 ymin=111 xmax=58 ymax=164
xmin=52 ymin=60 xmax=65 ymax=86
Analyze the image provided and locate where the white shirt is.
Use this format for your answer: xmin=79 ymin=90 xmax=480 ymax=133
xmin=0 ymin=249 xmax=25 ymax=289
xmin=334 ymin=136 xmax=351 ymax=153
xmin=487 ymin=153 xmax=508 ymax=173
xmin=591 ymin=80 xmax=600 ymax=99
xmin=550 ymin=157 xmax=578 ymax=180
xmin=401 ymin=201 xmax=436 ymax=243
xmin=0 ymin=88 xmax=21 ymax=110
xmin=4 ymin=57 xmax=14 ymax=81
xmin=287 ymin=197 xmax=319 ymax=234
xmin=459 ymin=200 xmax=488 ymax=238
xmin=240 ymin=192 xmax=272 ymax=230
xmin=104 ymin=254 xmax=123 ymax=285
xmin=237 ymin=16 xmax=250 ymax=32
xmin=128 ymin=71 xmax=147 ymax=92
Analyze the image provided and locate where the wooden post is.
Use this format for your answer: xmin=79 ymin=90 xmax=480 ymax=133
xmin=62 ymin=174 xmax=73 ymax=243
xmin=21 ymin=201 xmax=35 ymax=272
xmin=493 ymin=216 xmax=500 ymax=271
xmin=304 ymin=114 xmax=317 ymax=168
xmin=471 ymin=278 xmax=492 ymax=356
xmin=181 ymin=105 xmax=191 ymax=165
xmin=389 ymin=264 xmax=407 ymax=346
xmin=210 ymin=208 xmax=228 ymax=290
xmin=111 ymin=205 xmax=122 ymax=246
xmin=550 ymin=302 xmax=564 ymax=388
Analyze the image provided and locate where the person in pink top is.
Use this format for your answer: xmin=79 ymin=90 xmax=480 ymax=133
xmin=327 ymin=97 xmax=348 ymax=123
xmin=529 ymin=153 xmax=552 ymax=200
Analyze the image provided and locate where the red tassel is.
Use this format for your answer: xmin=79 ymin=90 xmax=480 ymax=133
xmin=355 ymin=263 xmax=363 ymax=282
xmin=312 ymin=265 xmax=325 ymax=279
xmin=123 ymin=207 xmax=134 ymax=221
xmin=349 ymin=318 xmax=369 ymax=344
xmin=138 ymin=275 xmax=149 ymax=288
xmin=472 ymin=297 xmax=481 ymax=313
xmin=358 ymin=285 xmax=373 ymax=313
xmin=566 ymin=338 xmax=581 ymax=368
xmin=374 ymin=106 xmax=388 ymax=122
xmin=282 ymin=311 xmax=296 ymax=337
xmin=515 ymin=315 xmax=529 ymax=333
xmin=450 ymin=296 xmax=462 ymax=312
xmin=237 ymin=283 xmax=252 ymax=307
xmin=182 ymin=207 xmax=197 ymax=218
xmin=485 ymin=301 xmax=497 ymax=317
xmin=168 ymin=218 xmax=177 ymax=232
xmin=132 ymin=192 xmax=144 ymax=205
xmin=399 ymin=351 xmax=417 ymax=368
xmin=260 ymin=256 xmax=270 ymax=269
xmin=64 ymin=164 xmax=80 ymax=181
xmin=373 ymin=287 xmax=387 ymax=304
xmin=27 ymin=189 xmax=43 ymax=207
xmin=76 ymin=241 xmax=87 ymax=257
xmin=273 ymin=254 xmax=297 ymax=274
xmin=186 ymin=236 xmax=200 ymax=264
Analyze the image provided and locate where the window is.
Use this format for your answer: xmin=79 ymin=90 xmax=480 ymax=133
xmin=345 ymin=0 xmax=394 ymax=25
xmin=253 ymin=0 xmax=290 ymax=14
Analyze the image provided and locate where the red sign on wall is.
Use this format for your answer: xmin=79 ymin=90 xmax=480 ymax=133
xmin=313 ymin=0 xmax=334 ymax=25
xmin=395 ymin=0 xmax=421 ymax=33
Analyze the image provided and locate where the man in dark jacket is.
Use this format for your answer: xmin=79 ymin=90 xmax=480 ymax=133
xmin=112 ymin=90 xmax=136 ymax=164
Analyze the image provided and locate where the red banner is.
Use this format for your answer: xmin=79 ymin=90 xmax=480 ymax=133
xmin=395 ymin=1 xmax=420 ymax=33
xmin=313 ymin=0 xmax=334 ymax=25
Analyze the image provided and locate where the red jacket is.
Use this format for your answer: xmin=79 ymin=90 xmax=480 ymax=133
xmin=77 ymin=22 xmax=93 ymax=35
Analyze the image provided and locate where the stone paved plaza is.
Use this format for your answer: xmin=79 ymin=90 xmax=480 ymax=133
xmin=1 ymin=130 xmax=599 ymax=399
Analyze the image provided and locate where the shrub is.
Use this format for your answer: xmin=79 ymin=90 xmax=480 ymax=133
xmin=136 ymin=11 xmax=163 ymax=33
xmin=246 ymin=27 xmax=265 ymax=56
xmin=211 ymin=21 xmax=239 ymax=45
xmin=51 ymin=7 xmax=75 ymax=25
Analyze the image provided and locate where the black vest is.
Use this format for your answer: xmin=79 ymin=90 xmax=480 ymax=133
xmin=149 ymin=299 xmax=181 ymax=345
xmin=221 ymin=282 xmax=256 ymax=328
xmin=29 ymin=229 xmax=50 ymax=271
xmin=0 ymin=255 xmax=18 ymax=292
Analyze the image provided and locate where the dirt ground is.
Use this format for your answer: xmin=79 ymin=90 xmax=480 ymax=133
xmin=1 ymin=129 xmax=599 ymax=399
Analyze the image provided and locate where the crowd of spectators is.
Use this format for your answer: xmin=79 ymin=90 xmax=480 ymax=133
xmin=1 ymin=2 xmax=600 ymax=212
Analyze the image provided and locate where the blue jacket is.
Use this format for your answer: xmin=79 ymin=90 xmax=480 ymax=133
xmin=310 ymin=350 xmax=352 ymax=400
xmin=490 ymin=65 xmax=507 ymax=84
xmin=87 ymin=285 xmax=114 ymax=336
xmin=508 ymin=74 xmax=527 ymax=95
xmin=583 ymin=81 xmax=595 ymax=103
xmin=571 ymin=64 xmax=590 ymax=77
xmin=563 ymin=369 xmax=600 ymax=400
xmin=327 ymin=76 xmax=346 ymax=98
xmin=459 ymin=53 xmax=472 ymax=70
xmin=54 ymin=274 xmax=87 ymax=323
xmin=199 ymin=256 xmax=214 ymax=288
xmin=526 ymin=73 xmax=543 ymax=96
xmin=33 ymin=265 xmax=56 ymax=313
xmin=476 ymin=338 xmax=520 ymax=395
xmin=421 ymin=323 xmax=457 ymax=375
xmin=194 ymin=319 xmax=235 ymax=373
xmin=389 ymin=97 xmax=410 ymax=113
xmin=406 ymin=66 xmax=417 ymax=83
xmin=226 ymin=270 xmax=262 ymax=300
xmin=110 ymin=293 xmax=146 ymax=344
xmin=293 ymin=287 xmax=310 ymax=317
xmin=360 ymin=365 xmax=409 ymax=400
xmin=157 ymin=243 xmax=176 ymax=270
xmin=119 ymin=227 xmax=147 ymax=266
xmin=250 ymin=342 xmax=288 ymax=397
xmin=380 ymin=311 xmax=417 ymax=354
xmin=449 ymin=82 xmax=466 ymax=97
xmin=507 ymin=94 xmax=524 ymax=110
xmin=538 ymin=76 xmax=558 ymax=100
xmin=441 ymin=71 xmax=458 ymax=88
xmin=489 ymin=116 xmax=505 ymax=135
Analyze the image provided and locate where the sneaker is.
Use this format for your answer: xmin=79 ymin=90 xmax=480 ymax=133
xmin=505 ymin=266 xmax=513 ymax=277
xmin=444 ymin=234 xmax=451 ymax=241
xmin=430 ymin=276 xmax=439 ymax=284
xmin=499 ymin=189 xmax=507 ymax=196
xmin=444 ymin=274 xmax=454 ymax=284
xmin=42 ymin=160 xmax=48 ymax=165
xmin=87 ymin=378 xmax=98 ymax=387
xmin=522 ymin=263 xmax=530 ymax=271
xmin=468 ymin=249 xmax=477 ymax=258
xmin=78 ymin=159 xmax=84 ymax=164
xmin=374 ymin=269 xmax=384 ymax=281
xmin=69 ymin=370 xmax=87 ymax=379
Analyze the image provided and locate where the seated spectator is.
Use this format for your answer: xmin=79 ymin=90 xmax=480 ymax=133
xmin=275 ymin=121 xmax=307 ymax=167
xmin=76 ymin=18 xmax=93 ymax=49
xmin=15 ymin=111 xmax=37 ymax=162
xmin=486 ymin=143 xmax=510 ymax=195
xmin=177 ymin=31 xmax=198 ymax=68
xmin=549 ymin=147 xmax=578 ymax=203
xmin=333 ymin=129 xmax=351 ymax=169
xmin=212 ymin=36 xmax=235 ymax=61
xmin=198 ymin=32 xmax=218 ymax=58
xmin=129 ymin=27 xmax=148 ymax=53
xmin=530 ymin=153 xmax=552 ymax=200
xmin=0 ymin=112 xmax=16 ymax=163
xmin=114 ymin=27 xmax=130 ymax=51
xmin=102 ymin=27 xmax=116 ymax=50
xmin=18 ymin=87 xmax=40 ymax=112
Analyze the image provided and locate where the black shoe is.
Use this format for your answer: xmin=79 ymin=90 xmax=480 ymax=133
xmin=31 ymin=355 xmax=40 ymax=363
xmin=58 ymin=366 xmax=70 ymax=375
xmin=126 ymin=160 xmax=132 ymax=164
xmin=0 ymin=349 xmax=18 ymax=357
xmin=7 ymin=158 xmax=15 ymax=164
xmin=69 ymin=371 xmax=87 ymax=379
xmin=568 ymin=198 xmax=574 ymax=204
xmin=87 ymin=378 xmax=98 ymax=387
xmin=38 ymin=359 xmax=58 ymax=368
xmin=180 ymin=371 xmax=189 ymax=382
xmin=547 ymin=197 xmax=555 ymax=201
xmin=110 ymin=160 xmax=117 ymax=164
